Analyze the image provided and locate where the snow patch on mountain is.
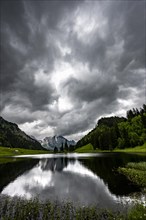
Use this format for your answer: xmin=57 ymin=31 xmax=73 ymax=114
xmin=39 ymin=135 xmax=76 ymax=150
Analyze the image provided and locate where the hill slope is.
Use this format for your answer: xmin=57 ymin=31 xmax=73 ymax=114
xmin=0 ymin=117 xmax=44 ymax=150
xmin=76 ymin=105 xmax=146 ymax=151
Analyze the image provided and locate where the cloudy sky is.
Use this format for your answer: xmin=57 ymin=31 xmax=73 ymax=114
xmin=0 ymin=0 xmax=145 ymax=141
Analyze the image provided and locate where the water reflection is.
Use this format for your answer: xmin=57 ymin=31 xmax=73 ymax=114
xmin=2 ymin=158 xmax=119 ymax=208
xmin=1 ymin=153 xmax=146 ymax=209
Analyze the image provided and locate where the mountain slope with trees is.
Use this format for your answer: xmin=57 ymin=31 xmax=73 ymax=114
xmin=0 ymin=117 xmax=44 ymax=150
xmin=76 ymin=104 xmax=146 ymax=151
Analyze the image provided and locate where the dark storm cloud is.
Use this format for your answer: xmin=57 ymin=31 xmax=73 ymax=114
xmin=63 ymin=76 xmax=118 ymax=103
xmin=64 ymin=1 xmax=145 ymax=104
xmin=54 ymin=1 xmax=145 ymax=137
xmin=0 ymin=0 xmax=145 ymax=139
xmin=54 ymin=96 xmax=119 ymax=137
xmin=69 ymin=1 xmax=145 ymax=73
xmin=1 ymin=0 xmax=79 ymax=111
xmin=55 ymin=118 xmax=92 ymax=136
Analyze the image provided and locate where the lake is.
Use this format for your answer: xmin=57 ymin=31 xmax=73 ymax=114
xmin=0 ymin=153 xmax=146 ymax=210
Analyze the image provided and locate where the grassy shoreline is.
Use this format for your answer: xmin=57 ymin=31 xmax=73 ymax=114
xmin=0 ymin=195 xmax=145 ymax=220
xmin=0 ymin=143 xmax=145 ymax=157
xmin=0 ymin=146 xmax=51 ymax=157
xmin=75 ymin=143 xmax=146 ymax=153
xmin=118 ymin=162 xmax=146 ymax=191
xmin=0 ymin=146 xmax=146 ymax=219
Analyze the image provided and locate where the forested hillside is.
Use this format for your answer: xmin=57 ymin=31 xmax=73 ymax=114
xmin=0 ymin=117 xmax=44 ymax=150
xmin=76 ymin=105 xmax=146 ymax=150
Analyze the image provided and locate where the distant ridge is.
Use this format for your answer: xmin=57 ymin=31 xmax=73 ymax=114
xmin=0 ymin=116 xmax=44 ymax=150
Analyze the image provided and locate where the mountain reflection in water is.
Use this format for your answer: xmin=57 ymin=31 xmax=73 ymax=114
xmin=2 ymin=158 xmax=119 ymax=208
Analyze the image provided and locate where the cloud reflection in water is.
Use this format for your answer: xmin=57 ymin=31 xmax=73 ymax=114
xmin=2 ymin=158 xmax=121 ymax=208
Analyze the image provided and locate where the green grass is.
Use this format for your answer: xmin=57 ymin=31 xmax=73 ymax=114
xmin=0 ymin=146 xmax=50 ymax=157
xmin=0 ymin=196 xmax=145 ymax=220
xmin=126 ymin=162 xmax=146 ymax=171
xmin=114 ymin=143 xmax=146 ymax=153
xmin=127 ymin=203 xmax=146 ymax=220
xmin=75 ymin=143 xmax=146 ymax=153
xmin=118 ymin=162 xmax=146 ymax=188
xmin=75 ymin=144 xmax=97 ymax=153
xmin=0 ymin=142 xmax=146 ymax=157
xmin=75 ymin=143 xmax=109 ymax=153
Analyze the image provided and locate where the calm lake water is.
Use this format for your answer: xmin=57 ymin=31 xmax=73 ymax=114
xmin=0 ymin=153 xmax=146 ymax=209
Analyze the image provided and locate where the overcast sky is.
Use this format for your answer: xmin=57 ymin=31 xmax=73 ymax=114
xmin=0 ymin=0 xmax=145 ymax=141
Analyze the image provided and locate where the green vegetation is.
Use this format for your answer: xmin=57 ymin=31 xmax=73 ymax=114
xmin=0 ymin=196 xmax=145 ymax=220
xmin=75 ymin=143 xmax=146 ymax=153
xmin=114 ymin=143 xmax=146 ymax=153
xmin=0 ymin=197 xmax=146 ymax=220
xmin=0 ymin=116 xmax=43 ymax=150
xmin=0 ymin=143 xmax=145 ymax=157
xmin=75 ymin=143 xmax=96 ymax=153
xmin=127 ymin=204 xmax=146 ymax=220
xmin=0 ymin=146 xmax=50 ymax=157
xmin=118 ymin=162 xmax=146 ymax=188
xmin=76 ymin=104 xmax=146 ymax=152
xmin=126 ymin=162 xmax=146 ymax=171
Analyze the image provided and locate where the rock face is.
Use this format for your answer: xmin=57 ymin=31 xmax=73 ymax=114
xmin=40 ymin=135 xmax=76 ymax=151
xmin=0 ymin=116 xmax=43 ymax=150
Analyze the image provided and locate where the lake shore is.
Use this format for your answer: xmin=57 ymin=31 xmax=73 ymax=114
xmin=75 ymin=143 xmax=146 ymax=153
xmin=0 ymin=150 xmax=145 ymax=219
xmin=0 ymin=146 xmax=51 ymax=157
xmin=0 ymin=143 xmax=145 ymax=157
xmin=0 ymin=195 xmax=145 ymax=220
xmin=118 ymin=162 xmax=146 ymax=192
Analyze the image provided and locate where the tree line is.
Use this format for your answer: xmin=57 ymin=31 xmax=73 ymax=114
xmin=76 ymin=104 xmax=146 ymax=150
xmin=54 ymin=141 xmax=75 ymax=153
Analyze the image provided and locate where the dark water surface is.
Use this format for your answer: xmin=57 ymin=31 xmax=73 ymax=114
xmin=0 ymin=153 xmax=146 ymax=209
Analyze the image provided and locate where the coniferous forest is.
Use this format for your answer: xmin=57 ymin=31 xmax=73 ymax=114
xmin=76 ymin=104 xmax=146 ymax=150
